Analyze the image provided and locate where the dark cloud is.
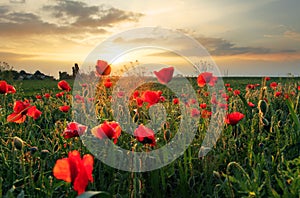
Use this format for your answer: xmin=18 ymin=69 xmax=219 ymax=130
xmin=0 ymin=1 xmax=143 ymax=36
xmin=194 ymin=36 xmax=271 ymax=55
xmin=43 ymin=1 xmax=143 ymax=27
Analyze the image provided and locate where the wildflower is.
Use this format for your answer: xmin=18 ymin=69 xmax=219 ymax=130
xmin=0 ymin=80 xmax=8 ymax=94
xmin=200 ymin=103 xmax=207 ymax=109
xmin=270 ymin=82 xmax=278 ymax=89
xmin=233 ymin=90 xmax=240 ymax=96
xmin=246 ymin=84 xmax=255 ymax=90
xmin=191 ymin=108 xmax=200 ymax=117
xmin=59 ymin=105 xmax=70 ymax=113
xmin=0 ymin=81 xmax=16 ymax=94
xmin=201 ymin=110 xmax=212 ymax=118
xmin=173 ymin=98 xmax=179 ymax=105
xmin=63 ymin=122 xmax=87 ymax=139
xmin=133 ymin=90 xmax=140 ymax=99
xmin=153 ymin=66 xmax=174 ymax=84
xmin=7 ymin=84 xmax=16 ymax=94
xmin=136 ymin=97 xmax=144 ymax=107
xmin=134 ymin=124 xmax=156 ymax=147
xmin=7 ymin=100 xmax=42 ymax=123
xmin=141 ymin=90 xmax=161 ymax=107
xmin=104 ymin=78 xmax=112 ymax=88
xmin=44 ymin=93 xmax=51 ymax=99
xmin=274 ymin=92 xmax=282 ymax=97
xmin=197 ymin=72 xmax=218 ymax=87
xmin=95 ymin=60 xmax=111 ymax=76
xmin=53 ymin=150 xmax=94 ymax=195
xmin=36 ymin=95 xmax=42 ymax=99
xmin=58 ymin=80 xmax=71 ymax=92
xmin=248 ymin=102 xmax=255 ymax=108
xmin=225 ymin=112 xmax=244 ymax=125
xmin=91 ymin=121 xmax=121 ymax=144
xmin=265 ymin=77 xmax=271 ymax=81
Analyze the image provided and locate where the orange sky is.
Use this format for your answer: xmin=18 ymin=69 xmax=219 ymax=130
xmin=1 ymin=0 xmax=300 ymax=78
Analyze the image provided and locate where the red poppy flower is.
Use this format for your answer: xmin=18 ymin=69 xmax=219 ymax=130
xmin=201 ymin=110 xmax=212 ymax=118
xmin=265 ymin=77 xmax=271 ymax=81
xmin=218 ymin=103 xmax=228 ymax=110
xmin=225 ymin=112 xmax=244 ymax=125
xmin=270 ymin=82 xmax=278 ymax=89
xmin=134 ymin=124 xmax=156 ymax=147
xmin=298 ymin=85 xmax=300 ymax=91
xmin=36 ymin=95 xmax=42 ymax=99
xmin=233 ymin=90 xmax=240 ymax=96
xmin=117 ymin=91 xmax=125 ymax=98
xmin=225 ymin=83 xmax=230 ymax=87
xmin=7 ymin=100 xmax=41 ymax=123
xmin=91 ymin=121 xmax=122 ymax=144
xmin=133 ymin=90 xmax=140 ymax=99
xmin=7 ymin=85 xmax=16 ymax=94
xmin=96 ymin=60 xmax=111 ymax=76
xmin=75 ymin=94 xmax=85 ymax=103
xmin=44 ymin=93 xmax=51 ymax=98
xmin=154 ymin=66 xmax=174 ymax=84
xmin=173 ymin=98 xmax=179 ymax=105
xmin=136 ymin=97 xmax=144 ymax=107
xmin=248 ymin=102 xmax=255 ymax=108
xmin=59 ymin=105 xmax=70 ymax=112
xmin=284 ymin=93 xmax=289 ymax=99
xmin=63 ymin=122 xmax=87 ymax=139
xmin=197 ymin=72 xmax=218 ymax=87
xmin=0 ymin=80 xmax=8 ymax=94
xmin=211 ymin=95 xmax=218 ymax=105
xmin=53 ymin=150 xmax=94 ymax=195
xmin=58 ymin=80 xmax=71 ymax=92
xmin=200 ymin=103 xmax=207 ymax=109
xmin=56 ymin=92 xmax=64 ymax=98
xmin=275 ymin=92 xmax=282 ymax=97
xmin=191 ymin=108 xmax=200 ymax=117
xmin=246 ymin=84 xmax=255 ymax=90
xmin=227 ymin=87 xmax=233 ymax=92
xmin=104 ymin=78 xmax=112 ymax=88
xmin=141 ymin=90 xmax=161 ymax=107
xmin=0 ymin=81 xmax=16 ymax=94
xmin=27 ymin=106 xmax=42 ymax=120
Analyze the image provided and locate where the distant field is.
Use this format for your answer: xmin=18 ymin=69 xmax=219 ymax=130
xmin=9 ymin=77 xmax=299 ymax=97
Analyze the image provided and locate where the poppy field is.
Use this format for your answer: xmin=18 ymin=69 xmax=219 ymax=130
xmin=0 ymin=67 xmax=300 ymax=197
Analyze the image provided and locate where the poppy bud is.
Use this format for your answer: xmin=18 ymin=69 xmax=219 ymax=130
xmin=13 ymin=136 xmax=24 ymax=150
xmin=40 ymin=149 xmax=49 ymax=160
xmin=30 ymin=146 xmax=38 ymax=155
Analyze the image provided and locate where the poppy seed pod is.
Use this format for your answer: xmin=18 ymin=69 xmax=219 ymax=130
xmin=40 ymin=149 xmax=49 ymax=160
xmin=13 ymin=136 xmax=24 ymax=150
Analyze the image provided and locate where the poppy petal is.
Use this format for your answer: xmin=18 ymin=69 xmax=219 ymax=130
xmin=53 ymin=158 xmax=71 ymax=182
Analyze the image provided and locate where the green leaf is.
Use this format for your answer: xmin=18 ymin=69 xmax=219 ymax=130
xmin=285 ymin=99 xmax=300 ymax=131
xmin=76 ymin=191 xmax=111 ymax=198
xmin=238 ymin=94 xmax=252 ymax=118
xmin=16 ymin=190 xmax=24 ymax=198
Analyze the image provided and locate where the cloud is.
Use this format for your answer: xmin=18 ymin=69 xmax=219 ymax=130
xmin=0 ymin=1 xmax=143 ymax=36
xmin=0 ymin=51 xmax=36 ymax=60
xmin=43 ymin=1 xmax=143 ymax=27
xmin=193 ymin=36 xmax=271 ymax=55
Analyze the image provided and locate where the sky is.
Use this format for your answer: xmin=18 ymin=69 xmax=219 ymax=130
xmin=1 ymin=0 xmax=300 ymax=78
